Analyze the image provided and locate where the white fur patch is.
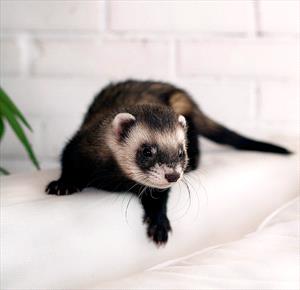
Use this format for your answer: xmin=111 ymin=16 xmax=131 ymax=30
xmin=148 ymin=164 xmax=183 ymax=187
xmin=155 ymin=127 xmax=186 ymax=149
xmin=178 ymin=115 xmax=186 ymax=128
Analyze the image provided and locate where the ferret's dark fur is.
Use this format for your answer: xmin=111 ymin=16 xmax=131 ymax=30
xmin=46 ymin=80 xmax=290 ymax=246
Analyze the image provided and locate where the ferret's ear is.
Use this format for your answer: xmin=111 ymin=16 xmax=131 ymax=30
xmin=112 ymin=113 xmax=136 ymax=141
xmin=178 ymin=115 xmax=187 ymax=128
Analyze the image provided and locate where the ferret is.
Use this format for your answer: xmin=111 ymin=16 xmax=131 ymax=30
xmin=46 ymin=80 xmax=290 ymax=245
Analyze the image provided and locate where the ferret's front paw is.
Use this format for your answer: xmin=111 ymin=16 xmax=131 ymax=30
xmin=145 ymin=215 xmax=172 ymax=246
xmin=45 ymin=179 xmax=79 ymax=196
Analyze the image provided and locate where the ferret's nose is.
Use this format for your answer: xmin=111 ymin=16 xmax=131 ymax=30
xmin=165 ymin=173 xmax=180 ymax=183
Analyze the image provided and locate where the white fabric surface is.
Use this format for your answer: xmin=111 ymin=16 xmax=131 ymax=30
xmin=1 ymin=147 xmax=298 ymax=289
xmin=98 ymin=197 xmax=300 ymax=289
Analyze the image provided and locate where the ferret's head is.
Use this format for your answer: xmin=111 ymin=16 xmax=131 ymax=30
xmin=107 ymin=106 xmax=188 ymax=189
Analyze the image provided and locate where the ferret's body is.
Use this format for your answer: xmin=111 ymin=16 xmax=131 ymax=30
xmin=46 ymin=80 xmax=290 ymax=245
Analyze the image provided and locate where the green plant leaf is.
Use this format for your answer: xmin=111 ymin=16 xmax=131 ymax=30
xmin=0 ymin=116 xmax=4 ymax=140
xmin=0 ymin=87 xmax=32 ymax=131
xmin=0 ymin=167 xmax=10 ymax=175
xmin=0 ymin=104 xmax=40 ymax=170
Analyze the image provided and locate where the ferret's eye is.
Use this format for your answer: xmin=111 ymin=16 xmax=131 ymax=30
xmin=143 ymin=147 xmax=153 ymax=158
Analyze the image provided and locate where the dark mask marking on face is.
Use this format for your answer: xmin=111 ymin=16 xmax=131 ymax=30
xmin=136 ymin=142 xmax=187 ymax=173
xmin=157 ymin=147 xmax=186 ymax=168
xmin=136 ymin=143 xmax=158 ymax=172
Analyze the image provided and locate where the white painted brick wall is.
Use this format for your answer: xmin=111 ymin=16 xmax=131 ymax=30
xmin=178 ymin=39 xmax=299 ymax=78
xmin=0 ymin=0 xmax=299 ymax=173
xmin=0 ymin=116 xmax=43 ymax=158
xmin=0 ymin=38 xmax=22 ymax=75
xmin=42 ymin=116 xmax=83 ymax=159
xmin=109 ymin=0 xmax=255 ymax=34
xmin=1 ymin=0 xmax=105 ymax=31
xmin=32 ymin=38 xmax=170 ymax=78
xmin=260 ymin=81 xmax=299 ymax=122
xmin=0 ymin=78 xmax=106 ymax=116
xmin=259 ymin=0 xmax=300 ymax=35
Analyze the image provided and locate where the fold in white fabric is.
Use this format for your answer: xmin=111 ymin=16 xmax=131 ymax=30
xmin=1 ymin=149 xmax=298 ymax=289
xmin=98 ymin=197 xmax=299 ymax=289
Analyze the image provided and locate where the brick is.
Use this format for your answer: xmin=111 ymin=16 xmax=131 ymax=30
xmin=260 ymin=81 xmax=299 ymax=122
xmin=0 ymin=38 xmax=21 ymax=75
xmin=259 ymin=0 xmax=300 ymax=34
xmin=178 ymin=39 xmax=299 ymax=78
xmin=176 ymin=79 xmax=255 ymax=122
xmin=109 ymin=0 xmax=255 ymax=34
xmin=1 ymin=0 xmax=105 ymax=31
xmin=0 ymin=77 xmax=107 ymax=116
xmin=32 ymin=39 xmax=170 ymax=78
